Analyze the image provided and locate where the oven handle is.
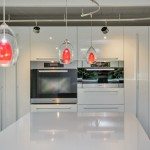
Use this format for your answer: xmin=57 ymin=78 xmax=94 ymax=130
xmin=38 ymin=70 xmax=68 ymax=73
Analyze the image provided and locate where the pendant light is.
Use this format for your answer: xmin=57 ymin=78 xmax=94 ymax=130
xmin=0 ymin=0 xmax=19 ymax=67
xmin=59 ymin=0 xmax=73 ymax=64
xmin=86 ymin=15 xmax=97 ymax=64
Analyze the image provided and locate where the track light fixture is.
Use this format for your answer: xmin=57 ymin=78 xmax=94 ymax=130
xmin=33 ymin=20 xmax=40 ymax=33
xmin=101 ymin=26 xmax=109 ymax=34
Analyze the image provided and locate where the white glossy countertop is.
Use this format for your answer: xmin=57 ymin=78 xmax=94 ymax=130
xmin=0 ymin=112 xmax=150 ymax=150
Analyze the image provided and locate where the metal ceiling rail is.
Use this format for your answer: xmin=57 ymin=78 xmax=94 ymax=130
xmin=1 ymin=17 xmax=150 ymax=23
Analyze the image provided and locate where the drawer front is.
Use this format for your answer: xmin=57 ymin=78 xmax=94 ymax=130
xmin=31 ymin=104 xmax=77 ymax=112
xmin=78 ymin=88 xmax=124 ymax=104
xmin=78 ymin=105 xmax=124 ymax=112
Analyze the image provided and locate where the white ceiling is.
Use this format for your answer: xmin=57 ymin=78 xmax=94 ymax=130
xmin=0 ymin=0 xmax=150 ymax=7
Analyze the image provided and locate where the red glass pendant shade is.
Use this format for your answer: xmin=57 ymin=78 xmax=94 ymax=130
xmin=86 ymin=46 xmax=96 ymax=64
xmin=62 ymin=48 xmax=71 ymax=64
xmin=0 ymin=23 xmax=19 ymax=67
xmin=59 ymin=39 xmax=73 ymax=64
xmin=88 ymin=52 xmax=96 ymax=64
xmin=0 ymin=40 xmax=12 ymax=64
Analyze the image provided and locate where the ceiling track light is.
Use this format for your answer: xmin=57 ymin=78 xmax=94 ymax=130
xmin=33 ymin=20 xmax=40 ymax=33
xmin=0 ymin=0 xmax=19 ymax=67
xmin=101 ymin=20 xmax=109 ymax=34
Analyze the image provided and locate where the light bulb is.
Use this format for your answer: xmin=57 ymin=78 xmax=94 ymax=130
xmin=62 ymin=48 xmax=71 ymax=64
xmin=88 ymin=52 xmax=96 ymax=64
xmin=86 ymin=46 xmax=96 ymax=64
xmin=0 ymin=39 xmax=13 ymax=65
xmin=0 ymin=23 xmax=19 ymax=67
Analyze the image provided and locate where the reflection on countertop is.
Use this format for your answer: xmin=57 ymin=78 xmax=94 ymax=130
xmin=0 ymin=112 xmax=149 ymax=150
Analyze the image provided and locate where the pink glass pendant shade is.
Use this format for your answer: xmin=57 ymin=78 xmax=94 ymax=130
xmin=0 ymin=40 xmax=12 ymax=64
xmin=86 ymin=46 xmax=96 ymax=64
xmin=0 ymin=23 xmax=19 ymax=67
xmin=59 ymin=39 xmax=73 ymax=64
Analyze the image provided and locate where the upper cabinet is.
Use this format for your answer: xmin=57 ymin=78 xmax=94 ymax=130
xmin=77 ymin=27 xmax=124 ymax=61
xmin=30 ymin=27 xmax=78 ymax=61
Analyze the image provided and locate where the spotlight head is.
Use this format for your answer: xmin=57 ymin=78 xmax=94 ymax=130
xmin=33 ymin=26 xmax=40 ymax=33
xmin=101 ymin=26 xmax=109 ymax=34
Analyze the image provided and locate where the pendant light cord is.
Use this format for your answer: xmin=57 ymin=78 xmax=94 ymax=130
xmin=3 ymin=0 xmax=6 ymax=38
xmin=3 ymin=0 xmax=5 ymax=24
xmin=91 ymin=14 xmax=93 ymax=46
xmin=65 ymin=0 xmax=68 ymax=42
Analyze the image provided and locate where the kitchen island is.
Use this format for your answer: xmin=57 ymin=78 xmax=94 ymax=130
xmin=0 ymin=112 xmax=149 ymax=150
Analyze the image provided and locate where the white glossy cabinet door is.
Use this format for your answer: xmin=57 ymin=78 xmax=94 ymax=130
xmin=78 ymin=105 xmax=124 ymax=112
xmin=137 ymin=27 xmax=149 ymax=134
xmin=124 ymin=27 xmax=137 ymax=115
xmin=77 ymin=27 xmax=124 ymax=61
xmin=13 ymin=27 xmax=31 ymax=119
xmin=0 ymin=67 xmax=17 ymax=130
xmin=30 ymin=27 xmax=77 ymax=61
xmin=124 ymin=27 xmax=149 ymax=135
xmin=0 ymin=69 xmax=2 ymax=131
xmin=78 ymin=88 xmax=124 ymax=105
xmin=31 ymin=104 xmax=77 ymax=112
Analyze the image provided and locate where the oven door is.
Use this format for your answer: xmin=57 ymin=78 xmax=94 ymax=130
xmin=31 ymin=69 xmax=77 ymax=104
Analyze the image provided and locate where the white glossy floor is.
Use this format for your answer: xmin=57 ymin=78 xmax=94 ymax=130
xmin=0 ymin=112 xmax=149 ymax=150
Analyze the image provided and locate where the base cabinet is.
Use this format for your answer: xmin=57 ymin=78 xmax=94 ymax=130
xmin=78 ymin=88 xmax=124 ymax=105
xmin=78 ymin=105 xmax=124 ymax=112
xmin=31 ymin=104 xmax=77 ymax=112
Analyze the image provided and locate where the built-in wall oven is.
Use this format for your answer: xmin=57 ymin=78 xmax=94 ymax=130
xmin=78 ymin=60 xmax=124 ymax=88
xmin=31 ymin=61 xmax=77 ymax=104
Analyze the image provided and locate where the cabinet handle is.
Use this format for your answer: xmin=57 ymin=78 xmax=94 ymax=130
xmin=36 ymin=107 xmax=71 ymax=110
xmin=84 ymin=91 xmax=118 ymax=93
xmin=84 ymin=107 xmax=118 ymax=110
xmin=38 ymin=70 xmax=68 ymax=73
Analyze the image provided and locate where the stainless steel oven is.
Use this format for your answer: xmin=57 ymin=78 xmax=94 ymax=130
xmin=78 ymin=60 xmax=124 ymax=88
xmin=30 ymin=61 xmax=77 ymax=104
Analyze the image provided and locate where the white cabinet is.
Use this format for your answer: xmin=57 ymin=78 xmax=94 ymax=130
xmin=78 ymin=88 xmax=124 ymax=105
xmin=30 ymin=27 xmax=78 ymax=61
xmin=124 ymin=27 xmax=149 ymax=135
xmin=124 ymin=26 xmax=150 ymax=136
xmin=0 ymin=69 xmax=2 ymax=131
xmin=77 ymin=27 xmax=124 ymax=61
xmin=124 ymin=27 xmax=137 ymax=115
xmin=78 ymin=105 xmax=124 ymax=112
xmin=148 ymin=27 xmax=150 ymax=137
xmin=31 ymin=104 xmax=77 ymax=112
xmin=13 ymin=27 xmax=31 ymax=119
xmin=0 ymin=67 xmax=17 ymax=130
xmin=137 ymin=27 xmax=149 ymax=134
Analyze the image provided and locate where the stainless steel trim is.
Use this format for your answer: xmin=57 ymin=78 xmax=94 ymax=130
xmin=36 ymin=107 xmax=71 ymax=110
xmin=38 ymin=70 xmax=68 ymax=73
xmin=31 ymin=98 xmax=77 ymax=104
xmin=86 ymin=68 xmax=115 ymax=71
xmin=84 ymin=107 xmax=118 ymax=110
xmin=82 ymin=83 xmax=124 ymax=88
xmin=84 ymin=90 xmax=118 ymax=93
